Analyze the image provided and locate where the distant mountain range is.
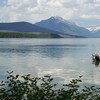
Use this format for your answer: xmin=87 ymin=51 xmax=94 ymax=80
xmin=88 ymin=26 xmax=100 ymax=37
xmin=94 ymin=30 xmax=100 ymax=37
xmin=0 ymin=22 xmax=82 ymax=38
xmin=0 ymin=16 xmax=99 ymax=38
xmin=0 ymin=22 xmax=62 ymax=34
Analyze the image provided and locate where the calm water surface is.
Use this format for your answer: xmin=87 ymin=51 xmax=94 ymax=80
xmin=0 ymin=38 xmax=100 ymax=85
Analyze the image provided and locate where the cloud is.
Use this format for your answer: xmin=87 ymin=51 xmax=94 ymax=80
xmin=0 ymin=0 xmax=7 ymax=6
xmin=9 ymin=12 xmax=21 ymax=22
xmin=47 ymin=0 xmax=63 ymax=7
xmin=0 ymin=0 xmax=99 ymax=27
xmin=77 ymin=0 xmax=94 ymax=4
xmin=74 ymin=17 xmax=100 ymax=27
xmin=81 ymin=15 xmax=100 ymax=19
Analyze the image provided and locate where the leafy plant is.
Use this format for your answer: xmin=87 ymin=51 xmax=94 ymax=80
xmin=0 ymin=72 xmax=100 ymax=100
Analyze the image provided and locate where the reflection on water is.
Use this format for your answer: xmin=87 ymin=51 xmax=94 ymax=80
xmin=0 ymin=44 xmax=86 ymax=57
xmin=0 ymin=38 xmax=100 ymax=85
xmin=32 ymin=44 xmax=86 ymax=58
xmin=92 ymin=60 xmax=100 ymax=67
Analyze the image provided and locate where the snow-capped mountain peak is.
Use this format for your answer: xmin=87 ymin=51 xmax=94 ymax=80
xmin=87 ymin=26 xmax=100 ymax=32
xmin=94 ymin=26 xmax=100 ymax=31
xmin=49 ymin=16 xmax=76 ymax=26
xmin=50 ymin=16 xmax=66 ymax=22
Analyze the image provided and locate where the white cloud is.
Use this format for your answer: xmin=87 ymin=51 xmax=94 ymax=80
xmin=0 ymin=0 xmax=99 ymax=27
xmin=37 ymin=0 xmax=47 ymax=7
xmin=77 ymin=0 xmax=94 ymax=4
xmin=95 ymin=0 xmax=100 ymax=3
xmin=47 ymin=0 xmax=63 ymax=7
xmin=81 ymin=14 xmax=100 ymax=19
xmin=9 ymin=12 xmax=21 ymax=22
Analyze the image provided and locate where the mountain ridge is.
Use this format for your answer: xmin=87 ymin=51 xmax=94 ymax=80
xmin=87 ymin=26 xmax=100 ymax=37
xmin=35 ymin=16 xmax=92 ymax=37
xmin=0 ymin=16 xmax=95 ymax=38
xmin=0 ymin=21 xmax=82 ymax=38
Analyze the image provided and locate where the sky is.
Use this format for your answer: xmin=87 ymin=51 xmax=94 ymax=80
xmin=0 ymin=0 xmax=100 ymax=28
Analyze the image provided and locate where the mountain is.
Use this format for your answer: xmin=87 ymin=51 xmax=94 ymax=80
xmin=88 ymin=26 xmax=100 ymax=32
xmin=35 ymin=16 xmax=92 ymax=37
xmin=0 ymin=22 xmax=60 ymax=33
xmin=93 ymin=30 xmax=100 ymax=37
xmin=95 ymin=30 xmax=100 ymax=37
xmin=0 ymin=21 xmax=85 ymax=38
xmin=0 ymin=16 xmax=93 ymax=38
xmin=88 ymin=26 xmax=100 ymax=37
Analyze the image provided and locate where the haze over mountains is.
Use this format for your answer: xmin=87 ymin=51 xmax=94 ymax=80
xmin=0 ymin=16 xmax=99 ymax=38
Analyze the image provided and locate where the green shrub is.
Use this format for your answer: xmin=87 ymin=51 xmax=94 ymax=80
xmin=0 ymin=71 xmax=100 ymax=100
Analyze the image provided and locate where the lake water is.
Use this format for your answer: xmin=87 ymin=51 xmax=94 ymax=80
xmin=0 ymin=38 xmax=100 ymax=85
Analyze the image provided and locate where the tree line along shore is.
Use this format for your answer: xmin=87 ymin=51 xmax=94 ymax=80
xmin=0 ymin=32 xmax=61 ymax=38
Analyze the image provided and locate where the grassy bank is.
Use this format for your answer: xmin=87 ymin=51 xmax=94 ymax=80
xmin=0 ymin=32 xmax=61 ymax=38
xmin=0 ymin=72 xmax=100 ymax=100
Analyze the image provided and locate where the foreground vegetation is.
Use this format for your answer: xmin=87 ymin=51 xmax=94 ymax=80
xmin=0 ymin=32 xmax=61 ymax=38
xmin=0 ymin=72 xmax=100 ymax=100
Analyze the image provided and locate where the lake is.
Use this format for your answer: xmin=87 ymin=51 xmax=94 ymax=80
xmin=0 ymin=38 xmax=100 ymax=85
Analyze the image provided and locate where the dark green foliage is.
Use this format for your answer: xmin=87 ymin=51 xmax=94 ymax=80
xmin=0 ymin=32 xmax=61 ymax=38
xmin=0 ymin=72 xmax=100 ymax=100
